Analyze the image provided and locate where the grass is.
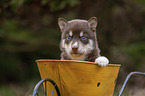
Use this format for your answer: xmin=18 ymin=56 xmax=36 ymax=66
xmin=0 ymin=79 xmax=45 ymax=96
xmin=0 ymin=83 xmax=34 ymax=96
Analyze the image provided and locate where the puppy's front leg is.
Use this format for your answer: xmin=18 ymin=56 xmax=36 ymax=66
xmin=95 ymin=56 xmax=109 ymax=67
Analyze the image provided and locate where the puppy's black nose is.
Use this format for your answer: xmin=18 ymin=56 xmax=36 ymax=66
xmin=72 ymin=47 xmax=78 ymax=53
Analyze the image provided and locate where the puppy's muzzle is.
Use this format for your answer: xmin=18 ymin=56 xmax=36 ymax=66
xmin=72 ymin=46 xmax=78 ymax=54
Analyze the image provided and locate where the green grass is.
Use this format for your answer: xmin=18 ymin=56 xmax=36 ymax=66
xmin=0 ymin=80 xmax=45 ymax=96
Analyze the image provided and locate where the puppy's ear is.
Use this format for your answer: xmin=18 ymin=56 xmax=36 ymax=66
xmin=88 ymin=17 xmax=97 ymax=31
xmin=58 ymin=18 xmax=67 ymax=32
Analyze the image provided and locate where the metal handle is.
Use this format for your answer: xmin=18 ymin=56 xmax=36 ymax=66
xmin=118 ymin=72 xmax=145 ymax=96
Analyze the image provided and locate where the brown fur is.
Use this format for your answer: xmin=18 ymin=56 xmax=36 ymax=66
xmin=59 ymin=17 xmax=100 ymax=62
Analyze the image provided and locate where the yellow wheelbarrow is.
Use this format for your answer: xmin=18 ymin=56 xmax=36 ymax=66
xmin=32 ymin=60 xmax=145 ymax=96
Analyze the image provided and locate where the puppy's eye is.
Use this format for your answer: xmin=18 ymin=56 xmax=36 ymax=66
xmin=66 ymin=36 xmax=71 ymax=40
xmin=81 ymin=36 xmax=87 ymax=40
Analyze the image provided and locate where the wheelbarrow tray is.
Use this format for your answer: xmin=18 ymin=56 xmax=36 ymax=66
xmin=36 ymin=60 xmax=120 ymax=96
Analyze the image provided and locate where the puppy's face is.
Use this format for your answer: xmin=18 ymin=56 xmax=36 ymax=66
xmin=59 ymin=17 xmax=97 ymax=60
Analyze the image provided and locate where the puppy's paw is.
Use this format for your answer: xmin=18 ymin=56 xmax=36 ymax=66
xmin=95 ymin=56 xmax=109 ymax=67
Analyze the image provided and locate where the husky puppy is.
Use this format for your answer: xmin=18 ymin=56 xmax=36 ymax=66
xmin=58 ymin=17 xmax=109 ymax=66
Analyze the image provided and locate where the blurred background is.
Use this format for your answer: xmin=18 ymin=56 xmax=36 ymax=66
xmin=0 ymin=0 xmax=145 ymax=95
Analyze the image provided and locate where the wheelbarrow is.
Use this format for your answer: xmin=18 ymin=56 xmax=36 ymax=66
xmin=32 ymin=60 xmax=145 ymax=96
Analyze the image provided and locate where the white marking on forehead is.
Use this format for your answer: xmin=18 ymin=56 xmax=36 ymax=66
xmin=69 ymin=30 xmax=73 ymax=36
xmin=80 ymin=31 xmax=84 ymax=37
